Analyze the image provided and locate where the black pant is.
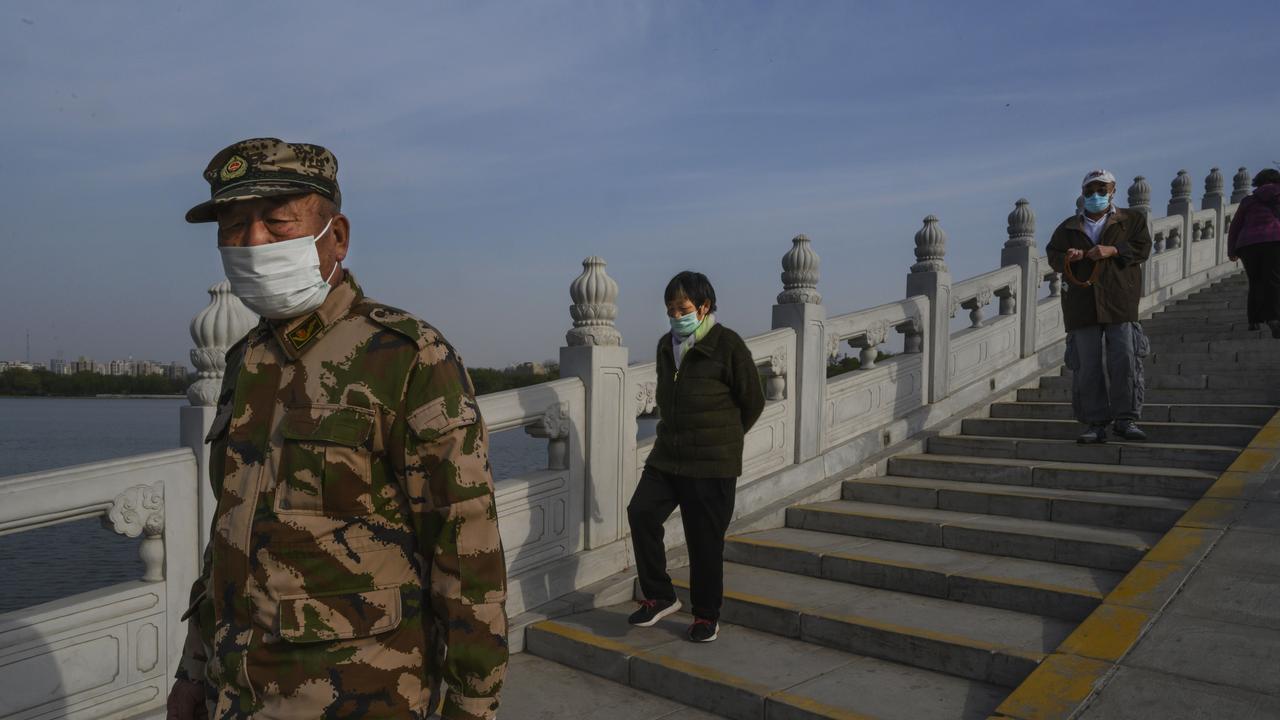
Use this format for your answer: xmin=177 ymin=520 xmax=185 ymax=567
xmin=627 ymin=466 xmax=736 ymax=621
xmin=1239 ymin=242 xmax=1280 ymax=324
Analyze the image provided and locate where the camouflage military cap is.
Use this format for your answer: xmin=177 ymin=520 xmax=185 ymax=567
xmin=185 ymin=138 xmax=342 ymax=223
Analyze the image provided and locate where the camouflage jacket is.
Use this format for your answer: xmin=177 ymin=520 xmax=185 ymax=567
xmin=178 ymin=272 xmax=507 ymax=720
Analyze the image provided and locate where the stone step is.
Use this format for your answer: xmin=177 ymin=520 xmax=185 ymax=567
xmin=665 ymin=562 xmax=1074 ymax=687
xmin=503 ymin=652 xmax=721 ymax=720
xmin=725 ymin=527 xmax=1119 ymax=621
xmin=1149 ymin=348 xmax=1280 ymax=363
xmin=888 ymin=453 xmax=1216 ymax=499
xmin=927 ymin=433 xmax=1238 ymax=472
xmin=525 ymin=605 xmax=1009 ymax=720
xmin=785 ymin=500 xmax=1159 ymax=571
xmin=1017 ymin=386 xmax=1280 ymax=405
xmin=1147 ymin=357 xmax=1280 ymax=374
xmin=841 ymin=475 xmax=1191 ymax=532
xmin=961 ymin=416 xmax=1257 ymax=447
xmin=1142 ymin=317 xmax=1255 ymax=330
xmin=989 ymin=401 xmax=1277 ymax=425
xmin=1145 ymin=329 xmax=1270 ymax=342
xmin=1039 ymin=373 xmax=1276 ymax=392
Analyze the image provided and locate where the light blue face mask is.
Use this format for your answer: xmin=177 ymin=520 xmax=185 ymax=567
xmin=1083 ymin=193 xmax=1111 ymax=214
xmin=669 ymin=310 xmax=701 ymax=337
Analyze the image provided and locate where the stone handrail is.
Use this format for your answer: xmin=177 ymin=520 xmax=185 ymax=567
xmin=826 ymin=296 xmax=928 ymax=368
xmin=951 ymin=265 xmax=1021 ymax=329
xmin=0 ymin=450 xmax=200 ymax=720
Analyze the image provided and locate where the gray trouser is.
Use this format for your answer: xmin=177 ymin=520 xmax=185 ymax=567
xmin=1064 ymin=322 xmax=1148 ymax=425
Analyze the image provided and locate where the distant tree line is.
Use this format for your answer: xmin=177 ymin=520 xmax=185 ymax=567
xmin=827 ymin=351 xmax=893 ymax=378
xmin=0 ymin=368 xmax=188 ymax=397
xmin=468 ymin=365 xmax=558 ymax=395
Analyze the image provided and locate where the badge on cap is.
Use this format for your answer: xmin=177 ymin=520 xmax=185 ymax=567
xmin=220 ymin=155 xmax=248 ymax=182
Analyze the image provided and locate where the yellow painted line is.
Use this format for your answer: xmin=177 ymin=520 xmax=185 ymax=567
xmin=531 ymin=620 xmax=647 ymax=657
xmin=726 ymin=536 xmax=818 ymax=552
xmin=823 ymin=550 xmax=944 ymax=575
xmin=962 ymin=572 xmax=1105 ymax=600
xmin=995 ymin=653 xmax=1111 ymax=720
xmin=1228 ymin=448 xmax=1277 ymax=472
xmin=1055 ymin=604 xmax=1152 ymax=662
xmin=639 ymin=653 xmax=776 ymax=698
xmin=1142 ymin=526 xmax=1217 ymax=564
xmin=1249 ymin=425 xmax=1280 ymax=449
xmin=768 ymin=691 xmax=878 ymax=720
xmin=1104 ymin=561 xmax=1192 ymax=611
xmin=1202 ymin=470 xmax=1267 ymax=500
xmin=807 ymin=608 xmax=1040 ymax=659
xmin=1174 ymin=498 xmax=1245 ymax=529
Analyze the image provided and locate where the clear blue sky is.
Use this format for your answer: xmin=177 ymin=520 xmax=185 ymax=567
xmin=2 ymin=1 xmax=1276 ymax=368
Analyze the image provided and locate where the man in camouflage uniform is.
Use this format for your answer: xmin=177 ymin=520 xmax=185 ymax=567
xmin=167 ymin=138 xmax=508 ymax=719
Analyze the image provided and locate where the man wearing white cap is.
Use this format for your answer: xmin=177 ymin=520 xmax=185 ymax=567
xmin=1046 ymin=170 xmax=1153 ymax=443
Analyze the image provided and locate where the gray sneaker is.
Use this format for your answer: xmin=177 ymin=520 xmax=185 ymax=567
xmin=1077 ymin=425 xmax=1108 ymax=444
xmin=1113 ymin=420 xmax=1148 ymax=442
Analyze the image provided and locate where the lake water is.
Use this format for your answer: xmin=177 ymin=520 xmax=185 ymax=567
xmin=0 ymin=396 xmax=655 ymax=613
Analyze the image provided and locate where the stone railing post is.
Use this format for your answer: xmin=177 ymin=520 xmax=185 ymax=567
xmin=1231 ymin=167 xmax=1251 ymax=204
xmin=771 ymin=234 xmax=827 ymax=463
xmin=559 ymin=257 xmax=631 ymax=549
xmin=1168 ymin=169 xmax=1195 ymax=279
xmin=1002 ymin=199 xmax=1038 ymax=359
xmin=180 ymin=280 xmax=256 ymax=554
xmin=907 ymin=216 xmax=951 ymax=403
xmin=1202 ymin=167 xmax=1227 ymax=263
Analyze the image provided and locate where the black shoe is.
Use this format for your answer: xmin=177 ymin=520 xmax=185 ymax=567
xmin=1269 ymin=320 xmax=1280 ymax=339
xmin=1077 ymin=425 xmax=1108 ymax=444
xmin=628 ymin=598 xmax=681 ymax=627
xmin=688 ymin=617 xmax=719 ymax=643
xmin=1113 ymin=420 xmax=1148 ymax=442
xmin=1249 ymin=323 xmax=1261 ymax=331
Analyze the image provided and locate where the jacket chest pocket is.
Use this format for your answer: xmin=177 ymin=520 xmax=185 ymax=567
xmin=276 ymin=404 xmax=375 ymax=516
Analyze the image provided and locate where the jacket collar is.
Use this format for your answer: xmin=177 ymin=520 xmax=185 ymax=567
xmin=662 ymin=322 xmax=725 ymax=361
xmin=266 ymin=270 xmax=363 ymax=361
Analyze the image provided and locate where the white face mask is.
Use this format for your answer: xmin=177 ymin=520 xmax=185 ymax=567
xmin=219 ymin=217 xmax=338 ymax=319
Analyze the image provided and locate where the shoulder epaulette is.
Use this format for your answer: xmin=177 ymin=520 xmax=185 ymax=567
xmin=360 ymin=302 xmax=445 ymax=353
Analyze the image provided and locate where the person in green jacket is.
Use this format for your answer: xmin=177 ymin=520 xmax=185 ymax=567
xmin=626 ymin=271 xmax=765 ymax=643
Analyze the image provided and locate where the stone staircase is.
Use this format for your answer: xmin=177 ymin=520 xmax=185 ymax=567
xmin=511 ymin=272 xmax=1273 ymax=720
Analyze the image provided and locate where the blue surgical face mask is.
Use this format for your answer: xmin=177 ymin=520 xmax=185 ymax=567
xmin=1083 ymin=193 xmax=1111 ymax=214
xmin=669 ymin=310 xmax=701 ymax=337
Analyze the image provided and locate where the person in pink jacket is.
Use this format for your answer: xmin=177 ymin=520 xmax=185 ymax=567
xmin=1227 ymin=168 xmax=1280 ymax=337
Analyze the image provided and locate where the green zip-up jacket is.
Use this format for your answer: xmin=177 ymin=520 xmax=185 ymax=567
xmin=646 ymin=323 xmax=765 ymax=478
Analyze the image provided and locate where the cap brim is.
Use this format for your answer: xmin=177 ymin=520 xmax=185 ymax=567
xmin=184 ymin=182 xmax=317 ymax=223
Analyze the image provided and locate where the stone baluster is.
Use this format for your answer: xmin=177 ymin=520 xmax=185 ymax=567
xmin=772 ymin=234 xmax=827 ymax=463
xmin=1002 ymin=198 xmax=1038 ymax=358
xmin=560 ymin=257 xmax=630 ymax=548
xmin=180 ymin=280 xmax=256 ymax=553
xmin=1168 ymin=170 xmax=1194 ymax=280
xmin=848 ymin=320 xmax=888 ymax=371
xmin=907 ymin=216 xmax=951 ymax=402
xmin=1202 ymin=167 xmax=1228 ymax=263
xmin=106 ymin=482 xmax=166 ymax=582
xmin=1231 ymin=167 xmax=1251 ymax=204
xmin=1047 ymin=272 xmax=1061 ymax=297
xmin=525 ymin=402 xmax=571 ymax=470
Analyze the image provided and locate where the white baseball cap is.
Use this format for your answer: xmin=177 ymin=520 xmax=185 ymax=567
xmin=1081 ymin=169 xmax=1116 ymax=188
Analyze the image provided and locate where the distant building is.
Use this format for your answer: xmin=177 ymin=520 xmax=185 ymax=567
xmin=49 ymin=358 xmax=68 ymax=375
xmin=109 ymin=359 xmax=133 ymax=376
xmin=70 ymin=356 xmax=95 ymax=374
xmin=165 ymin=362 xmax=189 ymax=381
